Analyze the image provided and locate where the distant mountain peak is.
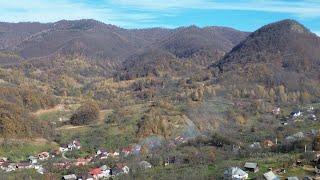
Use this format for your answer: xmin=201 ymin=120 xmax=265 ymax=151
xmin=185 ymin=25 xmax=200 ymax=29
xmin=52 ymin=19 xmax=109 ymax=31
xmin=212 ymin=19 xmax=320 ymax=87
xmin=279 ymin=19 xmax=310 ymax=33
xmin=254 ymin=19 xmax=310 ymax=36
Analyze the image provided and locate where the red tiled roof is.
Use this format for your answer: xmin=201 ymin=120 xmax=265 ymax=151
xmin=89 ymin=168 xmax=102 ymax=175
xmin=122 ymin=147 xmax=132 ymax=152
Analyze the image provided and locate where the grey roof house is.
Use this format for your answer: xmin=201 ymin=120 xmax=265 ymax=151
xmin=244 ymin=162 xmax=259 ymax=173
xmin=224 ymin=167 xmax=248 ymax=180
xmin=263 ymin=171 xmax=280 ymax=180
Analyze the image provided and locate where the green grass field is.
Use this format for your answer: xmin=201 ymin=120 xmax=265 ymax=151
xmin=0 ymin=140 xmax=58 ymax=162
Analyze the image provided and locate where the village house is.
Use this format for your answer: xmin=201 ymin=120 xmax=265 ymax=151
xmin=287 ymin=177 xmax=299 ymax=180
xmin=263 ymin=171 xmax=280 ymax=180
xmin=89 ymin=167 xmax=109 ymax=179
xmin=281 ymin=121 xmax=288 ymax=126
xmin=244 ymin=162 xmax=259 ymax=173
xmin=73 ymin=140 xmax=81 ymax=149
xmin=28 ymin=155 xmax=38 ymax=164
xmin=16 ymin=162 xmax=33 ymax=169
xmin=272 ymin=107 xmax=281 ymax=115
xmin=62 ymin=174 xmax=77 ymax=180
xmin=59 ymin=146 xmax=69 ymax=153
xmin=309 ymin=114 xmax=317 ymax=121
xmin=249 ymin=142 xmax=262 ymax=149
xmin=35 ymin=165 xmax=45 ymax=174
xmin=108 ymin=151 xmax=120 ymax=158
xmin=100 ymin=165 xmax=111 ymax=173
xmin=112 ymin=164 xmax=130 ymax=176
xmin=0 ymin=157 xmax=8 ymax=166
xmin=1 ymin=163 xmax=16 ymax=172
xmin=75 ymin=158 xmax=91 ymax=166
xmin=38 ymin=152 xmax=50 ymax=161
xmin=77 ymin=173 xmax=94 ymax=180
xmin=121 ymin=165 xmax=130 ymax=174
xmin=224 ymin=167 xmax=248 ymax=180
xmin=96 ymin=149 xmax=107 ymax=156
xmin=122 ymin=147 xmax=133 ymax=157
xmin=263 ymin=140 xmax=275 ymax=148
xmin=165 ymin=156 xmax=176 ymax=166
xmin=59 ymin=140 xmax=81 ymax=153
xmin=94 ymin=150 xmax=108 ymax=160
xmin=139 ymin=161 xmax=152 ymax=170
xmin=96 ymin=154 xmax=108 ymax=160
xmin=53 ymin=161 xmax=72 ymax=170
xmin=100 ymin=166 xmax=111 ymax=178
xmin=291 ymin=110 xmax=302 ymax=118
xmin=68 ymin=140 xmax=81 ymax=150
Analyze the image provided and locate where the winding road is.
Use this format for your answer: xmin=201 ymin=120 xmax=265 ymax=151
xmin=62 ymin=151 xmax=70 ymax=160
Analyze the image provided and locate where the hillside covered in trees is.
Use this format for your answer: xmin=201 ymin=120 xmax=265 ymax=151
xmin=0 ymin=19 xmax=320 ymax=179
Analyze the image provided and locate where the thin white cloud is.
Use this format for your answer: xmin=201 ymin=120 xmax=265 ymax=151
xmin=0 ymin=0 xmax=320 ymax=29
xmin=112 ymin=0 xmax=320 ymax=18
xmin=0 ymin=0 xmax=158 ymax=27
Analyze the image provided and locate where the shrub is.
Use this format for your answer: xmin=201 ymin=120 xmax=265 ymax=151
xmin=70 ymin=101 xmax=100 ymax=126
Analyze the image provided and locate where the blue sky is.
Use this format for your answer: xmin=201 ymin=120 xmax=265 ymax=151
xmin=0 ymin=0 xmax=319 ymax=35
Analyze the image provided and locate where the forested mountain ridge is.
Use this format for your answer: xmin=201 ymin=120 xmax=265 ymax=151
xmin=0 ymin=19 xmax=248 ymax=65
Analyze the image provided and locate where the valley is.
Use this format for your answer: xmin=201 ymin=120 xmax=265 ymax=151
xmin=0 ymin=19 xmax=320 ymax=179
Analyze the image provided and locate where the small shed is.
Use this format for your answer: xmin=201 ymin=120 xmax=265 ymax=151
xmin=263 ymin=171 xmax=280 ymax=180
xmin=244 ymin=162 xmax=259 ymax=173
xmin=139 ymin=161 xmax=152 ymax=170
xmin=62 ymin=174 xmax=77 ymax=180
xmin=224 ymin=167 xmax=248 ymax=180
xmin=287 ymin=177 xmax=299 ymax=180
